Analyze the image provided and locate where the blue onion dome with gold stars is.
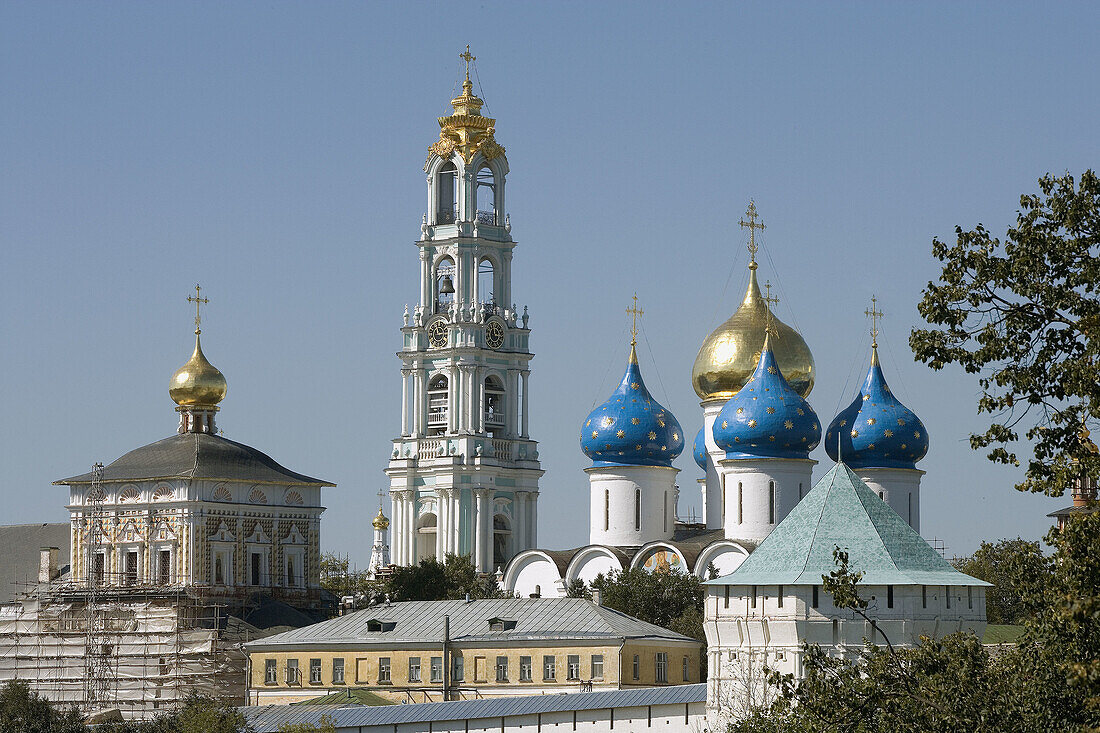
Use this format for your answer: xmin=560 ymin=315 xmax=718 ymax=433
xmin=825 ymin=347 xmax=928 ymax=469
xmin=713 ymin=332 xmax=821 ymax=459
xmin=693 ymin=427 xmax=708 ymax=470
xmin=581 ymin=344 xmax=684 ymax=468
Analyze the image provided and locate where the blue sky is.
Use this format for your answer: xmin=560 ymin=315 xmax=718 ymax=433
xmin=2 ymin=2 xmax=1097 ymax=568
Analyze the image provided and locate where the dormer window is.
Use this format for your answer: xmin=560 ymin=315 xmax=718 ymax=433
xmin=366 ymin=619 xmax=396 ymax=633
xmin=487 ymin=617 xmax=517 ymax=632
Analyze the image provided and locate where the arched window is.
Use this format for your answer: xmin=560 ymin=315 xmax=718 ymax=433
xmin=768 ymin=481 xmax=775 ymax=524
xmin=436 ymin=162 xmax=458 ymax=224
xmin=427 ymin=375 xmax=449 ymax=436
xmin=478 ymin=257 xmax=496 ymax=306
xmin=476 ymin=166 xmax=496 ymax=224
xmin=634 ymin=489 xmax=641 ymax=531
xmin=435 ymin=257 xmax=456 ymax=310
xmin=483 ymin=376 xmax=505 ymax=436
xmin=493 ymin=514 xmax=511 ymax=568
xmin=417 ymin=513 xmax=437 ymax=563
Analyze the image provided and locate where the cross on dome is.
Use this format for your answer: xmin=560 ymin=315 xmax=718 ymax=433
xmin=626 ymin=293 xmax=644 ymax=346
xmin=460 ymin=45 xmax=476 ymax=82
xmin=865 ymin=295 xmax=884 ymax=349
xmin=739 ymin=200 xmax=766 ymax=270
xmin=763 ymin=280 xmax=780 ymax=339
xmin=187 ymin=284 xmax=209 ymax=335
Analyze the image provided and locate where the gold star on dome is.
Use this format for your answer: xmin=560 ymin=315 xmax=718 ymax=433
xmin=737 ymin=408 xmax=744 ymax=414
xmin=868 ymin=443 xmax=876 ymax=449
xmin=591 ymin=431 xmax=598 ymax=439
xmin=851 ymin=429 xmax=859 ymax=437
xmin=769 ymin=435 xmax=776 ymax=441
xmin=734 ymin=437 xmax=741 ymax=442
xmin=602 ymin=417 xmax=614 ymax=428
xmin=635 ymin=445 xmax=642 ymax=451
xmin=648 ymin=431 xmax=657 ymax=440
xmin=897 ymin=418 xmax=906 ymax=426
xmin=722 ymin=420 xmax=728 ymax=428
xmin=867 ymin=417 xmax=876 ymax=425
xmin=748 ymin=420 xmax=757 ymax=428
xmin=661 ymin=445 xmax=667 ymax=451
xmin=631 ymin=417 xmax=640 ymax=425
xmin=883 ymin=429 xmax=893 ymax=438
xmin=863 ymin=394 xmax=870 ymax=401
xmin=631 ymin=382 xmax=639 ymax=390
xmin=811 ymin=424 xmax=817 ymax=430
xmin=914 ymin=431 xmax=921 ymax=439
xmin=672 ymin=433 xmax=679 ymax=441
xmin=766 ymin=407 xmax=775 ymax=414
xmin=840 ymin=419 xmax=847 ymax=427
xmin=616 ymin=430 xmax=625 ymax=438
xmin=767 ymin=366 xmax=776 ymax=374
xmin=901 ymin=443 xmax=907 ymax=449
xmin=586 ymin=420 xmax=591 ymax=427
xmin=797 ymin=408 xmax=805 ymax=416
xmin=657 ymin=419 xmax=665 ymax=427
xmin=784 ymin=420 xmax=794 ymax=429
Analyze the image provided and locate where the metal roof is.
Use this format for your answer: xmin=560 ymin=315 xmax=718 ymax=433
xmin=245 ymin=597 xmax=698 ymax=651
xmin=707 ymin=463 xmax=991 ymax=587
xmin=241 ymin=683 xmax=706 ymax=731
xmin=54 ymin=433 xmax=333 ymax=487
xmin=0 ymin=523 xmax=70 ymax=604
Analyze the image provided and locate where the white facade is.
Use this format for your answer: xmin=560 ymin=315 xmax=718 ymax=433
xmin=387 ymin=102 xmax=542 ymax=572
xmin=715 ymin=458 xmax=816 ymax=542
xmin=704 ymin=581 xmax=987 ymax=725
xmin=587 ymin=465 xmax=679 ymax=546
xmin=856 ymin=467 xmax=923 ymax=533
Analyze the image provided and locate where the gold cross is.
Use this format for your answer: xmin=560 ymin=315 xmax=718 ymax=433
xmin=763 ymin=280 xmax=780 ymax=338
xmin=460 ymin=46 xmax=476 ymax=82
xmin=865 ymin=295 xmax=884 ymax=348
xmin=626 ymin=293 xmax=644 ymax=346
xmin=187 ymin=284 xmax=209 ymax=335
xmin=739 ymin=200 xmax=766 ymax=270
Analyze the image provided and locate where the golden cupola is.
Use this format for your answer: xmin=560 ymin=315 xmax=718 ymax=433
xmin=169 ymin=286 xmax=227 ymax=434
xmin=428 ymin=46 xmax=505 ymax=165
xmin=372 ymin=507 xmax=390 ymax=531
xmin=691 ymin=203 xmax=815 ymax=402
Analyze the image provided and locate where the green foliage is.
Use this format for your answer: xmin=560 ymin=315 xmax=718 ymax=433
xmin=276 ymin=714 xmax=336 ymax=733
xmin=386 ymin=553 xmax=506 ymax=601
xmin=590 ymin=566 xmax=705 ymax=642
xmin=910 ymin=170 xmax=1100 ymax=497
xmin=951 ymin=537 xmax=1052 ymax=624
xmin=564 ymin=577 xmax=592 ymax=600
xmin=319 ymin=552 xmax=381 ymax=604
xmin=0 ymin=680 xmax=84 ymax=733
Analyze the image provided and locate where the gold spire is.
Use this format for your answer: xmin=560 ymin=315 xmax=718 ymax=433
xmin=428 ymin=46 xmax=504 ymax=164
xmin=865 ymin=295 xmax=884 ymax=364
xmin=169 ymin=285 xmax=227 ymax=408
xmin=626 ymin=293 xmax=644 ymax=363
xmin=692 ymin=202 xmax=814 ymax=401
xmin=372 ymin=505 xmax=390 ymax=531
xmin=739 ymin=200 xmax=765 ymax=271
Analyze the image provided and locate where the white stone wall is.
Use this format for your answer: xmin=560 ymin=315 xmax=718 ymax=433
xmin=856 ymin=467 xmax=923 ymax=533
xmin=586 ymin=465 xmax=679 ymax=547
xmin=715 ymin=459 xmax=816 ymax=542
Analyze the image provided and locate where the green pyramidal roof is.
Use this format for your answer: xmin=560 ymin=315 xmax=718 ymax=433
xmin=707 ymin=464 xmax=990 ymax=587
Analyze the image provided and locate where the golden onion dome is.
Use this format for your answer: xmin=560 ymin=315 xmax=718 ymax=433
xmin=169 ymin=333 xmax=228 ymax=407
xmin=691 ymin=266 xmax=815 ymax=402
xmin=372 ymin=507 xmax=390 ymax=531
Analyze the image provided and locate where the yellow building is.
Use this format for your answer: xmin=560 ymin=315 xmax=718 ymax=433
xmin=245 ymin=597 xmax=702 ymax=705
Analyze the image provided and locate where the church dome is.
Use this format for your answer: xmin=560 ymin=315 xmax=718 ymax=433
xmin=692 ymin=266 xmax=814 ymax=402
xmin=372 ymin=507 xmax=390 ymax=531
xmin=825 ymin=348 xmax=928 ymax=470
xmin=713 ymin=332 xmax=820 ymax=459
xmin=693 ymin=427 xmax=707 ymax=470
xmin=169 ymin=333 xmax=227 ymax=407
xmin=581 ymin=345 xmax=684 ymax=467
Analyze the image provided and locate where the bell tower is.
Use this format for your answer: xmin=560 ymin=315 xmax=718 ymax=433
xmin=386 ymin=50 xmax=543 ymax=573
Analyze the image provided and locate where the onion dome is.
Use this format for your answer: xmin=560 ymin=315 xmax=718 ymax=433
xmin=692 ymin=263 xmax=815 ymax=402
xmin=713 ymin=332 xmax=821 ymax=459
xmin=372 ymin=507 xmax=390 ymax=531
xmin=581 ymin=344 xmax=684 ymax=467
xmin=825 ymin=347 xmax=928 ymax=469
xmin=693 ymin=427 xmax=708 ymax=470
xmin=169 ymin=332 xmax=227 ymax=407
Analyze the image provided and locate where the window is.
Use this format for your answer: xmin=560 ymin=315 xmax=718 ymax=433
xmin=309 ymin=658 xmax=322 ymax=684
xmin=723 ymin=585 xmax=730 ymax=609
xmin=430 ymin=656 xmax=443 ymax=683
xmin=332 ymin=658 xmax=344 ymax=685
xmin=519 ymin=656 xmax=532 ymax=682
xmin=483 ymin=376 xmax=505 ymax=436
xmin=655 ymin=653 xmax=668 ymax=683
xmin=157 ymin=550 xmax=171 ymax=585
xmin=493 ymin=514 xmax=511 ymax=568
xmin=664 ymin=490 xmax=668 ymax=533
xmin=946 ymin=586 xmax=951 ymax=609
xmin=567 ymin=655 xmax=580 ymax=680
xmin=452 ymin=656 xmax=464 ymax=682
xmin=285 ymin=659 xmax=299 ymax=685
xmin=408 ymin=657 xmax=421 ymax=683
xmin=124 ymin=550 xmax=138 ymax=586
xmin=812 ymin=585 xmax=819 ymax=608
xmin=922 ymin=585 xmax=927 ymax=609
xmin=799 ymin=482 xmax=803 ymax=500
xmin=721 ymin=482 xmax=726 ymax=524
xmin=495 ymin=656 xmax=508 ymax=682
xmin=436 ymin=162 xmax=457 ymax=223
xmin=887 ymin=585 xmax=894 ymax=609
xmin=908 ymin=492 xmax=913 ymax=526
xmin=427 ymin=375 xmax=449 ymax=435
xmin=604 ymin=489 xmax=609 ymax=531
xmin=543 ymin=655 xmax=556 ymax=681
xmin=251 ymin=552 xmax=262 ymax=586
xmin=738 ymin=481 xmax=744 ymax=524
xmin=751 ymin=585 xmax=757 ymax=609
xmin=591 ymin=655 xmax=603 ymax=680
xmin=214 ymin=553 xmax=225 ymax=585
xmin=768 ymin=481 xmax=775 ymax=524
xmin=379 ymin=657 xmax=391 ymax=683
xmin=265 ymin=658 xmax=277 ymax=685
xmin=632 ymin=655 xmax=640 ymax=681
xmin=682 ymin=655 xmax=690 ymax=682
xmin=634 ymin=488 xmax=641 ymax=531
xmin=285 ymin=552 xmax=303 ymax=588
xmin=778 ymin=585 xmax=783 ymax=608
xmin=968 ymin=586 xmax=973 ymax=610
xmin=90 ymin=551 xmax=105 ymax=586
xmin=475 ymin=165 xmax=496 ymax=223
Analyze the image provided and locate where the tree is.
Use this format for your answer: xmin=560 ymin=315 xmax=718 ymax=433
xmin=951 ymin=538 xmax=1052 ymax=624
xmin=386 ymin=554 xmax=506 ymax=602
xmin=0 ymin=680 xmax=85 ymax=733
xmin=276 ymin=714 xmax=336 ymax=733
xmin=564 ymin=577 xmax=591 ymax=600
xmin=589 ymin=566 xmax=705 ymax=641
xmin=910 ymin=170 xmax=1100 ymax=497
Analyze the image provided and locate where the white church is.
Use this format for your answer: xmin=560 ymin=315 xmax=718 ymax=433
xmin=369 ymin=55 xmax=989 ymax=724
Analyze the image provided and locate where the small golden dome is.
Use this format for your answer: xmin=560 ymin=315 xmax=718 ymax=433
xmin=691 ymin=267 xmax=815 ymax=402
xmin=169 ymin=333 xmax=228 ymax=407
xmin=372 ymin=507 xmax=390 ymax=531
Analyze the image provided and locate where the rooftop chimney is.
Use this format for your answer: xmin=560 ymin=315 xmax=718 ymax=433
xmin=39 ymin=547 xmax=59 ymax=584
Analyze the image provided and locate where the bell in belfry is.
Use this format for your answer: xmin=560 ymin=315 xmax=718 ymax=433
xmin=438 ymin=274 xmax=455 ymax=295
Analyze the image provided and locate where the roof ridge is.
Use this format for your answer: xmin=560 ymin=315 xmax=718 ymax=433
xmin=846 ymin=464 xmax=904 ymax=578
xmin=796 ymin=463 xmax=840 ymax=582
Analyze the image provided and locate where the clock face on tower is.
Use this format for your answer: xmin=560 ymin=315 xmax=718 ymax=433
xmin=486 ymin=320 xmax=505 ymax=349
xmin=428 ymin=320 xmax=448 ymax=348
